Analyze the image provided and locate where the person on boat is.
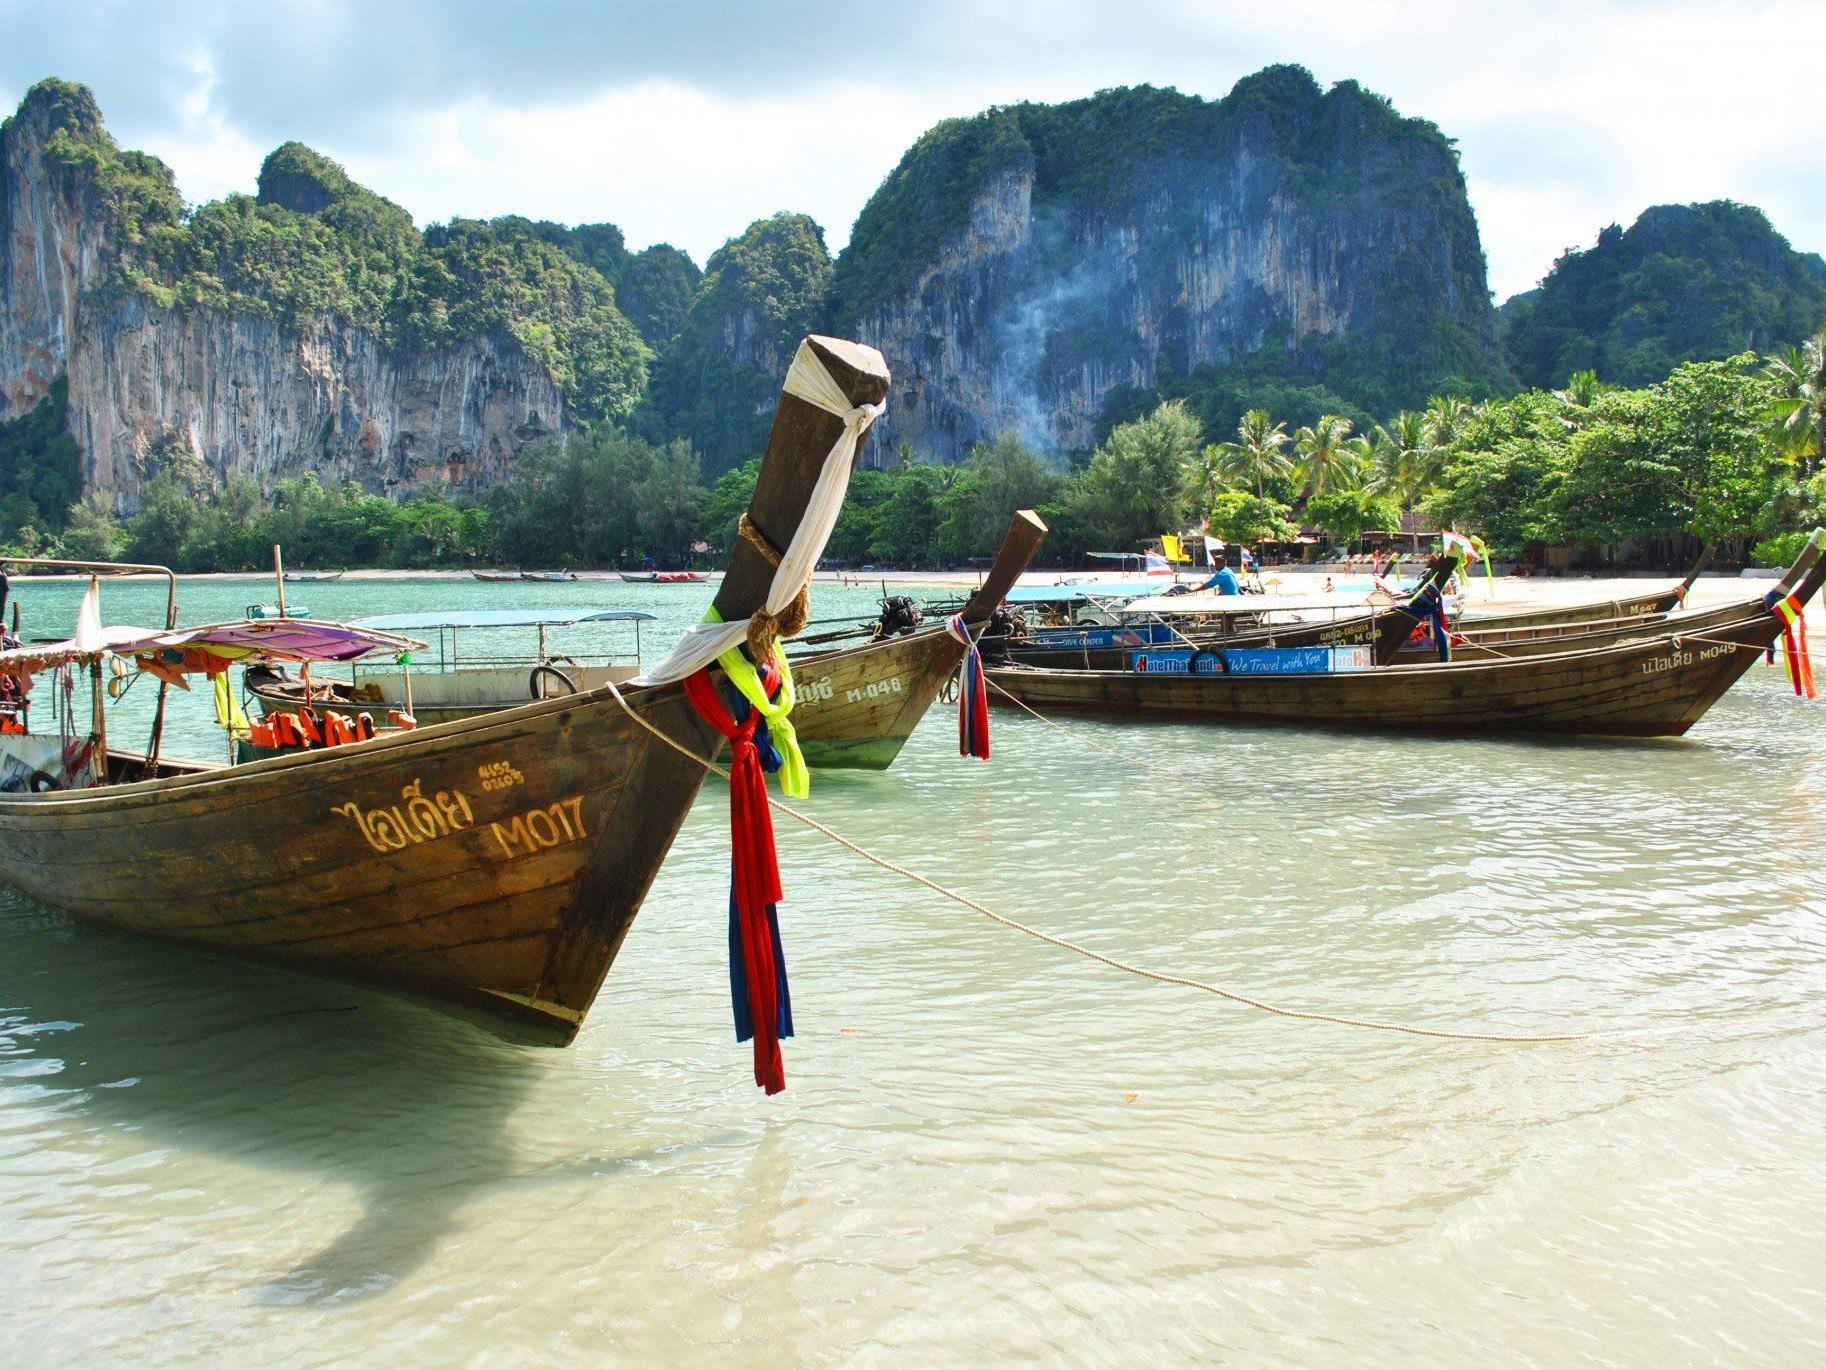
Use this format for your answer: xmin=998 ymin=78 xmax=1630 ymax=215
xmin=1200 ymin=563 xmax=1243 ymax=595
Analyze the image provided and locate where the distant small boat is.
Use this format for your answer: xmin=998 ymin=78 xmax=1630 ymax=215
xmin=520 ymin=570 xmax=577 ymax=583
xmin=283 ymin=570 xmax=344 ymax=583
xmin=245 ymin=603 xmax=309 ymax=620
xmin=471 ymin=569 xmax=520 ymax=582
xmin=619 ymin=570 xmax=706 ymax=584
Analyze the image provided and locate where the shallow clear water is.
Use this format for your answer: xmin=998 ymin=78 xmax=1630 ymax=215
xmin=3 ymin=575 xmax=1826 ymax=1364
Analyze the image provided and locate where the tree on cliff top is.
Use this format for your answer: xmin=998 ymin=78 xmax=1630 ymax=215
xmin=9 ymin=79 xmax=182 ymax=245
xmin=642 ymin=212 xmax=832 ymax=476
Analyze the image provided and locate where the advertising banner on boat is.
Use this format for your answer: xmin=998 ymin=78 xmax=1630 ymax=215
xmin=1027 ymin=623 xmax=1178 ymax=651
xmin=1131 ymin=646 xmax=1373 ymax=675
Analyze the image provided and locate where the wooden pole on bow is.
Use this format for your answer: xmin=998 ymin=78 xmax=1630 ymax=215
xmin=709 ymin=336 xmax=889 ymax=662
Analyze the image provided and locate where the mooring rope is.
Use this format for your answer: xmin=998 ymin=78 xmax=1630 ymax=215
xmin=604 ymin=680 xmax=1604 ymax=1044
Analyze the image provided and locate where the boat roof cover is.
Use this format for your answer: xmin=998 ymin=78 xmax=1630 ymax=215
xmin=1121 ymin=589 xmax=1401 ymax=617
xmin=353 ymin=608 xmax=658 ymax=631
xmin=0 ymin=618 xmax=426 ymax=673
xmin=1005 ymin=579 xmax=1175 ymax=605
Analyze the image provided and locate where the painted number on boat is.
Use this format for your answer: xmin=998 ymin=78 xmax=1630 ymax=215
xmin=489 ymin=796 xmax=588 ymax=860
xmin=845 ymin=675 xmax=904 ymax=704
xmin=476 ymin=759 xmax=525 ymax=792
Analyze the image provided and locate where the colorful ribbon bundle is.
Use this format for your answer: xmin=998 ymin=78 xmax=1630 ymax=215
xmin=1766 ymin=591 xmax=1817 ymax=699
xmin=946 ymin=614 xmax=990 ymax=759
xmin=683 ymin=665 xmax=794 ymax=1095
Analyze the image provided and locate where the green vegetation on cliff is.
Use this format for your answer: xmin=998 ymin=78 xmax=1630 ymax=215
xmin=1504 ymin=202 xmax=1826 ymax=389
xmin=15 ymin=79 xmax=183 ymax=243
xmin=0 ymin=379 xmax=82 ymax=542
xmin=643 ymin=212 xmax=832 ymax=475
xmin=7 ymin=80 xmax=658 ymax=423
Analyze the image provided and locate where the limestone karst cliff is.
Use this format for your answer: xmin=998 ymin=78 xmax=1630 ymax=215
xmin=0 ymin=81 xmax=654 ymax=513
xmin=827 ymin=67 xmax=1508 ymax=461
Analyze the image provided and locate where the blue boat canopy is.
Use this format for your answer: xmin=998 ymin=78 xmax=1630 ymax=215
xmin=1004 ymin=579 xmax=1174 ymax=605
xmin=353 ymin=608 xmax=657 ymax=631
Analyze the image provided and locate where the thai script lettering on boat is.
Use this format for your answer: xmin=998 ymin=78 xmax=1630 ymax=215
xmin=798 ymin=675 xmax=836 ymax=704
xmin=333 ymin=780 xmax=475 ymax=851
xmin=1639 ymin=641 xmax=1731 ymax=675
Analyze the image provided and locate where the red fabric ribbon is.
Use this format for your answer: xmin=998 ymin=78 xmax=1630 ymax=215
xmin=945 ymin=614 xmax=990 ymax=759
xmin=683 ymin=665 xmax=788 ymax=1094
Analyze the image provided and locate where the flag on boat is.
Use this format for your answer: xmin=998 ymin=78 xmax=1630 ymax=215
xmin=1442 ymin=530 xmax=1494 ymax=595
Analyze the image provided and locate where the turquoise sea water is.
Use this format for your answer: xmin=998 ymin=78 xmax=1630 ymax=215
xmin=3 ymin=573 xmax=1826 ymax=1363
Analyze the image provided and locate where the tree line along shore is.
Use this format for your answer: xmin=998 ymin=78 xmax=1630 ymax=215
xmin=3 ymin=336 xmax=1824 ymax=575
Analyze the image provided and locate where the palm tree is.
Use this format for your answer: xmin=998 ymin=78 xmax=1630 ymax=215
xmin=1371 ymin=410 xmax=1439 ymax=510
xmin=1292 ymin=414 xmax=1355 ymax=505
xmin=1424 ymin=394 xmax=1473 ymax=448
xmin=1205 ymin=408 xmax=1292 ymax=498
xmin=1555 ymin=369 xmax=1608 ymax=407
xmin=1339 ymin=432 xmax=1388 ymax=495
xmin=1765 ymin=336 xmax=1826 ymax=475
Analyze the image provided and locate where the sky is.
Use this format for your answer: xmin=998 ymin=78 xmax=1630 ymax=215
xmin=3 ymin=0 xmax=1821 ymax=300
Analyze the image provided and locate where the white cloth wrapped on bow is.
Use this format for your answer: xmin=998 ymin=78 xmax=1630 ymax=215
xmin=634 ymin=339 xmax=886 ymax=686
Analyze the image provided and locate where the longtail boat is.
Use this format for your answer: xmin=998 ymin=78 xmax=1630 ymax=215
xmin=1001 ymin=555 xmax=1459 ymax=671
xmin=241 ymin=606 xmax=655 ymax=726
xmin=1003 ymin=546 xmax=1713 ymax=669
xmin=789 ymin=509 xmax=1047 ymax=768
xmin=1451 ymin=544 xmax=1712 ymax=630
xmin=1019 ymin=545 xmax=1805 ymax=672
xmin=0 ymin=334 xmax=890 ymax=1045
xmin=985 ymin=533 xmax=1823 ymax=738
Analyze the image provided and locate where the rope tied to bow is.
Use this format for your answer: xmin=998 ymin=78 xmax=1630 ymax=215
xmin=738 ymin=513 xmax=810 ymax=663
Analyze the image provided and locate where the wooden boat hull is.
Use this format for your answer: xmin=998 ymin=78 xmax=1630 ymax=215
xmin=0 ymin=333 xmax=896 ymax=1045
xmin=245 ymin=640 xmax=956 ymax=772
xmin=788 ymin=509 xmax=1048 ymax=769
xmin=791 ymin=626 xmax=968 ymax=768
xmin=0 ymin=683 xmax=718 ymax=1043
xmin=987 ymin=610 xmax=1792 ymax=738
xmin=245 ymin=641 xmax=958 ymax=771
xmin=1008 ymin=562 xmax=1733 ymax=672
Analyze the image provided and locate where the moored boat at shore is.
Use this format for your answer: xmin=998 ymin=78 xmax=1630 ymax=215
xmin=986 ymin=534 xmax=1823 ymax=739
xmin=1002 ymin=548 xmax=1714 ymax=670
xmin=789 ymin=510 xmax=1047 ymax=768
xmin=0 ymin=334 xmax=891 ymax=1044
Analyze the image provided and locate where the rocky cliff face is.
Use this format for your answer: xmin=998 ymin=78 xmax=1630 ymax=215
xmin=0 ymin=82 xmax=568 ymax=512
xmin=828 ymin=68 xmax=1504 ymax=460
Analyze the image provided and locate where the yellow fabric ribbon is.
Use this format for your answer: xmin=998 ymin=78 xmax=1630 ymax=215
xmin=705 ymin=608 xmax=809 ymax=799
xmin=213 ymin=670 xmax=250 ymax=736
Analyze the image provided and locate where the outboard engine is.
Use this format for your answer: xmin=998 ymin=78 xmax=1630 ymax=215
xmin=978 ymin=604 xmax=1027 ymax=663
xmin=868 ymin=594 xmax=924 ymax=642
